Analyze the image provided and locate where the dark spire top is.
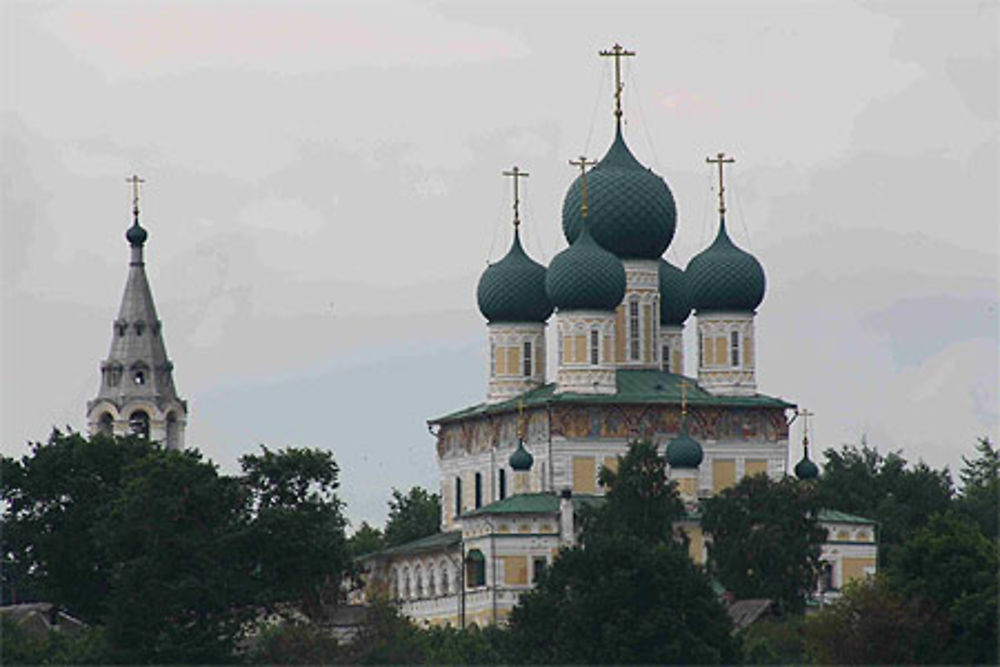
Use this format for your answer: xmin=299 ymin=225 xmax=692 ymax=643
xmin=125 ymin=174 xmax=148 ymax=248
xmin=794 ymin=409 xmax=819 ymax=480
xmin=658 ymin=258 xmax=691 ymax=326
xmin=666 ymin=380 xmax=703 ymax=468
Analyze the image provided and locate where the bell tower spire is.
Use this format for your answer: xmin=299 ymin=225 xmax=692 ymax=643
xmin=87 ymin=176 xmax=187 ymax=448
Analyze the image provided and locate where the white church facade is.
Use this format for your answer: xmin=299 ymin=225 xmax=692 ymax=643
xmin=357 ymin=46 xmax=876 ymax=627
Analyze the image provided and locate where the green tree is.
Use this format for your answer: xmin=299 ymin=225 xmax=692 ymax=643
xmin=702 ymin=474 xmax=825 ymax=614
xmin=955 ymin=437 xmax=999 ymax=540
xmin=1 ymin=430 xmax=158 ymax=619
xmin=100 ymin=448 xmax=251 ymax=663
xmin=888 ymin=511 xmax=999 ymax=664
xmin=383 ymin=486 xmax=441 ymax=548
xmin=240 ymin=446 xmax=350 ymax=617
xmin=805 ymin=577 xmax=949 ymax=664
xmin=506 ymin=441 xmax=739 ymax=664
xmin=814 ymin=442 xmax=952 ymax=566
xmin=348 ymin=521 xmax=385 ymax=558
xmin=739 ymin=616 xmax=807 ymax=665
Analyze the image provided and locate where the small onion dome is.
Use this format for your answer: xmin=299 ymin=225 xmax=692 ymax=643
xmin=509 ymin=440 xmax=534 ymax=471
xmin=685 ymin=216 xmax=765 ymax=313
xmin=794 ymin=453 xmax=819 ymax=480
xmin=545 ymin=222 xmax=626 ymax=311
xmin=476 ymin=229 xmax=553 ymax=323
xmin=561 ymin=126 xmax=677 ymax=260
xmin=126 ymin=221 xmax=148 ymax=247
xmin=666 ymin=422 xmax=704 ymax=469
xmin=658 ymin=259 xmax=691 ymax=326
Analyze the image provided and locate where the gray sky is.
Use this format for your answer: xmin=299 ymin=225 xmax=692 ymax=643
xmin=3 ymin=0 xmax=997 ymax=526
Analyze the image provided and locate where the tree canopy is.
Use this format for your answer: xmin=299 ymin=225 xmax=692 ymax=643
xmin=702 ymin=473 xmax=825 ymax=614
xmin=506 ymin=441 xmax=739 ymax=664
xmin=383 ymin=486 xmax=441 ymax=548
xmin=1 ymin=431 xmax=350 ymax=663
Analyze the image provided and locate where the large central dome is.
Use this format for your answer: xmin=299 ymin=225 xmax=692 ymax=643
xmin=562 ymin=126 xmax=677 ymax=260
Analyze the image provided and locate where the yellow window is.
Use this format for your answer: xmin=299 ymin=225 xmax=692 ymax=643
xmin=574 ymin=335 xmax=587 ymax=364
xmin=712 ymin=459 xmax=736 ymax=493
xmin=507 ymin=347 xmax=521 ymax=376
xmin=686 ymin=525 xmax=705 ymax=565
xmin=562 ymin=336 xmax=573 ymax=364
xmin=643 ymin=304 xmax=652 ymax=362
xmin=573 ymin=456 xmax=596 ymax=494
xmin=743 ymin=336 xmax=754 ymax=367
xmin=745 ymin=459 xmax=768 ymax=478
xmin=496 ymin=347 xmax=507 ymax=375
xmin=603 ymin=456 xmax=619 ymax=475
xmin=535 ymin=345 xmax=544 ymax=376
xmin=714 ymin=337 xmax=727 ymax=367
xmin=615 ymin=307 xmax=626 ymax=361
xmin=841 ymin=557 xmax=876 ymax=585
xmin=672 ymin=347 xmax=683 ymax=374
xmin=603 ymin=335 xmax=614 ymax=363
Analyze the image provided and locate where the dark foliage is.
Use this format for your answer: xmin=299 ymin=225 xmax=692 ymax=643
xmin=383 ymin=486 xmax=441 ymax=548
xmin=702 ymin=474 xmax=825 ymax=614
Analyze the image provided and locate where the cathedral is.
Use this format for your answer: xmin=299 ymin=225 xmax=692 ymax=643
xmin=357 ymin=46 xmax=876 ymax=627
xmin=83 ymin=46 xmax=876 ymax=629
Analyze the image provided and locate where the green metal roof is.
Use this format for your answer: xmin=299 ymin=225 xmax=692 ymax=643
xmin=562 ymin=125 xmax=677 ymax=260
xmin=817 ymin=509 xmax=877 ymax=525
xmin=368 ymin=530 xmax=462 ymax=559
xmin=430 ymin=369 xmax=794 ymax=425
xmin=464 ymin=492 xmax=604 ymax=518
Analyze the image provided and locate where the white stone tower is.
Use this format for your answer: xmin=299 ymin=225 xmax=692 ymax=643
xmin=87 ymin=176 xmax=187 ymax=448
xmin=686 ymin=154 xmax=766 ymax=396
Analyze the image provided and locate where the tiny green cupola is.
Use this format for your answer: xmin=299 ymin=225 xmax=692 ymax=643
xmin=794 ymin=408 xmax=819 ymax=480
xmin=509 ymin=439 xmax=534 ymax=471
xmin=666 ymin=381 xmax=702 ymax=503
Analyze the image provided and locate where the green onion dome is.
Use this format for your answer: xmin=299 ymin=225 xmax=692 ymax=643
xmin=562 ymin=126 xmax=677 ymax=260
xmin=545 ymin=222 xmax=626 ymax=311
xmin=509 ymin=440 xmax=534 ymax=471
xmin=794 ymin=452 xmax=819 ymax=480
xmin=658 ymin=259 xmax=691 ymax=326
xmin=477 ymin=229 xmax=553 ymax=323
xmin=685 ymin=216 xmax=765 ymax=313
xmin=666 ymin=422 xmax=703 ymax=469
xmin=126 ymin=220 xmax=148 ymax=247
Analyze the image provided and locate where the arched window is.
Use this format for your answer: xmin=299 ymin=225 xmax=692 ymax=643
xmin=590 ymin=329 xmax=600 ymax=365
xmin=440 ymin=563 xmax=450 ymax=595
xmin=730 ymin=331 xmax=741 ymax=367
xmin=98 ymin=412 xmax=114 ymax=436
xmin=403 ymin=569 xmax=411 ymax=600
xmin=415 ymin=567 xmax=424 ymax=599
xmin=490 ymin=342 xmax=496 ymax=377
xmin=428 ymin=569 xmax=436 ymax=597
xmin=129 ymin=410 xmax=150 ymax=439
xmin=498 ymin=468 xmax=507 ymax=500
xmin=474 ymin=472 xmax=483 ymax=509
xmin=662 ymin=343 xmax=671 ymax=372
xmin=466 ymin=549 xmax=486 ymax=588
xmin=522 ymin=341 xmax=532 ymax=376
xmin=629 ymin=298 xmax=640 ymax=361
xmin=454 ymin=477 xmax=462 ymax=518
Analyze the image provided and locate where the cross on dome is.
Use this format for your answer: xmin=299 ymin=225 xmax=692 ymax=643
xmin=706 ymin=153 xmax=735 ymax=216
xmin=502 ymin=166 xmax=529 ymax=229
xmin=599 ymin=42 xmax=636 ymax=122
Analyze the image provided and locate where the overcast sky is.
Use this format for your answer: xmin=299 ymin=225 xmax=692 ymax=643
xmin=3 ymin=0 xmax=997 ymax=526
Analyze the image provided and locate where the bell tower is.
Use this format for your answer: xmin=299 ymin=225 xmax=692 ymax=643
xmin=86 ymin=176 xmax=187 ymax=448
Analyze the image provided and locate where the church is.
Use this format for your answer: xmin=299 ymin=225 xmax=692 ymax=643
xmin=355 ymin=46 xmax=876 ymax=627
xmin=83 ymin=46 xmax=876 ymax=629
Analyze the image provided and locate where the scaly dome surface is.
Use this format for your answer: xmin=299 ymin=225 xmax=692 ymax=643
xmin=477 ymin=229 xmax=553 ymax=323
xmin=546 ymin=222 xmax=626 ymax=312
xmin=562 ymin=126 xmax=676 ymax=260
xmin=658 ymin=259 xmax=691 ymax=326
xmin=686 ymin=216 xmax=765 ymax=312
xmin=665 ymin=422 xmax=704 ymax=469
xmin=509 ymin=440 xmax=534 ymax=471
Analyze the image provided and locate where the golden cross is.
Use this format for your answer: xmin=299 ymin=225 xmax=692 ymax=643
xmin=599 ymin=42 xmax=636 ymax=120
xmin=517 ymin=397 xmax=526 ymax=439
xmin=678 ymin=379 xmax=693 ymax=416
xmin=126 ymin=174 xmax=145 ymax=219
xmin=569 ymin=156 xmax=597 ymax=218
xmin=706 ymin=153 xmax=735 ymax=215
xmin=797 ymin=408 xmax=814 ymax=445
xmin=502 ymin=166 xmax=530 ymax=229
